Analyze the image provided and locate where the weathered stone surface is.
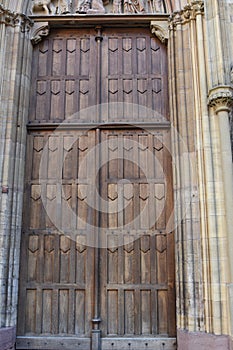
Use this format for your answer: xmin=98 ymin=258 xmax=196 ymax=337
xmin=177 ymin=330 xmax=231 ymax=350
xmin=0 ymin=327 xmax=16 ymax=350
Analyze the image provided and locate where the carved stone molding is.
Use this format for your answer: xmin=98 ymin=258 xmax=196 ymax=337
xmin=150 ymin=21 xmax=168 ymax=44
xmin=169 ymin=0 xmax=204 ymax=29
xmin=208 ymin=86 xmax=233 ymax=113
xmin=31 ymin=22 xmax=50 ymax=45
xmin=0 ymin=4 xmax=33 ymax=32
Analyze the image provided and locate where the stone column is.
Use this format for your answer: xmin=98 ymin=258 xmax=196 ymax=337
xmin=0 ymin=5 xmax=33 ymax=350
xmin=169 ymin=1 xmax=233 ymax=348
xmin=168 ymin=0 xmax=205 ymax=335
xmin=208 ymin=87 xmax=233 ymax=337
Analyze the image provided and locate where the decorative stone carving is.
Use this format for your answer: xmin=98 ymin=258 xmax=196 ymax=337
xmin=0 ymin=4 xmax=33 ymax=31
xmin=123 ymin=0 xmax=145 ymax=14
xmin=29 ymin=0 xmax=165 ymax=14
xmin=169 ymin=0 xmax=204 ymax=29
xmin=208 ymin=86 xmax=233 ymax=113
xmin=31 ymin=22 xmax=50 ymax=45
xmin=150 ymin=21 xmax=168 ymax=44
xmin=31 ymin=0 xmax=71 ymax=15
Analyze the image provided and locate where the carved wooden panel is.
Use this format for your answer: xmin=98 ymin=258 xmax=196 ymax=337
xmin=101 ymin=28 xmax=168 ymax=122
xmin=29 ymin=28 xmax=168 ymax=123
xmin=30 ymin=29 xmax=96 ymax=123
xmin=99 ymin=129 xmax=175 ymax=337
xmin=18 ymin=130 xmax=96 ymax=337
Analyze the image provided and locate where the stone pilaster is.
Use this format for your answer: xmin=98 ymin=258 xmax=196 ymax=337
xmin=208 ymin=86 xmax=233 ymax=337
xmin=168 ymin=0 xmax=205 ymax=334
xmin=0 ymin=5 xmax=33 ymax=349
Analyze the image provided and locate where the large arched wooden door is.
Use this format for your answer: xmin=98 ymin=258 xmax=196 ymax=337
xmin=17 ymin=27 xmax=176 ymax=350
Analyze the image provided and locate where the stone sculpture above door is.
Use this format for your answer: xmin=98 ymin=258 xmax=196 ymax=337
xmin=30 ymin=0 xmax=167 ymax=15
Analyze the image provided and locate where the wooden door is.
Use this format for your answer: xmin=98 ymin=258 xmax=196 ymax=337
xmin=17 ymin=27 xmax=176 ymax=350
xmin=99 ymin=128 xmax=176 ymax=349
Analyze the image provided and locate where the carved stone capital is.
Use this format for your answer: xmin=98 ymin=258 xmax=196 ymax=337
xmin=0 ymin=4 xmax=33 ymax=32
xmin=169 ymin=0 xmax=204 ymax=29
xmin=150 ymin=21 xmax=169 ymax=44
xmin=208 ymin=86 xmax=233 ymax=113
xmin=31 ymin=22 xmax=50 ymax=45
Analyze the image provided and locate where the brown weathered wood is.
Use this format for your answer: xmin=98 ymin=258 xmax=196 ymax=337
xmin=18 ymin=27 xmax=175 ymax=350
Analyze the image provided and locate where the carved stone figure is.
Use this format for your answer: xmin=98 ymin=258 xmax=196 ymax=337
xmin=31 ymin=0 xmax=53 ymax=14
xmin=59 ymin=0 xmax=71 ymax=13
xmin=76 ymin=0 xmax=105 ymax=13
xmin=112 ymin=0 xmax=122 ymax=13
xmin=31 ymin=0 xmax=71 ymax=15
xmin=124 ymin=0 xmax=145 ymax=13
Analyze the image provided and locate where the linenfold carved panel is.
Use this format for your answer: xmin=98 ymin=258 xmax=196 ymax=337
xmin=30 ymin=0 xmax=166 ymax=15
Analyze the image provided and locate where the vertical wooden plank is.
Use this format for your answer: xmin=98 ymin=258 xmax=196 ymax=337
xmin=59 ymin=290 xmax=69 ymax=334
xmin=27 ymin=235 xmax=39 ymax=282
xmin=77 ymin=184 xmax=88 ymax=229
xmin=79 ymin=79 xmax=89 ymax=111
xmin=108 ymin=37 xmax=118 ymax=76
xmin=139 ymin=183 xmax=149 ymax=229
xmin=61 ymin=184 xmax=72 ymax=230
xmin=108 ymin=134 xmax=118 ymax=179
xmin=52 ymin=38 xmax=63 ymax=76
xmin=156 ymin=234 xmax=167 ymax=284
xmin=77 ymin=134 xmax=88 ymax=179
xmin=137 ymin=37 xmax=146 ymax=75
xmin=122 ymin=37 xmax=132 ymax=75
xmin=25 ymin=289 xmax=37 ymax=333
xmin=66 ymin=38 xmax=77 ymax=75
xmin=32 ymin=135 xmax=44 ymax=180
xmin=30 ymin=184 xmax=42 ymax=229
xmin=108 ymin=184 xmax=118 ymax=228
xmin=42 ymin=289 xmax=53 ymax=334
xmin=68 ymin=289 xmax=75 ymax=334
xmin=80 ymin=37 xmax=90 ymax=76
xmin=140 ymin=235 xmax=151 ymax=284
xmin=107 ymin=290 xmax=118 ymax=335
xmin=107 ymin=236 xmax=118 ymax=283
xmin=35 ymin=80 xmax=47 ymax=120
xmin=124 ymin=290 xmax=135 ymax=334
xmin=123 ymin=236 xmax=134 ymax=284
xmin=50 ymin=79 xmax=63 ymax=120
xmin=65 ymin=80 xmax=76 ymax=118
xmin=62 ymin=135 xmax=74 ymax=179
xmin=123 ymin=79 xmax=133 ymax=118
xmin=123 ymin=183 xmax=134 ymax=228
xmin=48 ymin=135 xmax=59 ymax=179
xmin=123 ymin=134 xmax=134 ymax=178
xmin=38 ymin=39 xmax=49 ymax=76
xmin=44 ymin=234 xmax=55 ymax=283
xmin=75 ymin=290 xmax=86 ymax=334
xmin=35 ymin=289 xmax=42 ymax=334
xmin=52 ymin=289 xmax=59 ymax=334
xmin=141 ymin=290 xmax=151 ymax=335
xmin=155 ymin=183 xmax=166 ymax=230
xmin=158 ymin=290 xmax=168 ymax=334
xmin=60 ymin=235 xmax=71 ymax=283
xmin=76 ymin=234 xmax=87 ymax=284
xmin=151 ymin=38 xmax=161 ymax=75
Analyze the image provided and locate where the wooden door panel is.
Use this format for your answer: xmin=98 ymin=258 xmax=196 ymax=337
xmin=18 ymin=130 xmax=96 ymax=340
xmin=101 ymin=28 xmax=168 ymax=122
xmin=99 ymin=129 xmax=175 ymax=339
xmin=30 ymin=29 xmax=97 ymax=123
